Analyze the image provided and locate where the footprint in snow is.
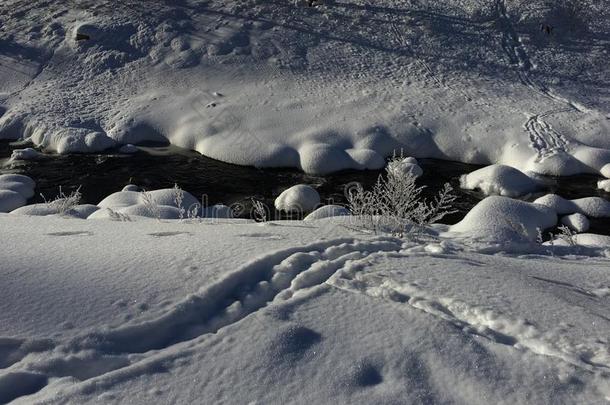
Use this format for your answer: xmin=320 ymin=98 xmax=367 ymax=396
xmin=148 ymin=231 xmax=192 ymax=237
xmin=46 ymin=231 xmax=93 ymax=237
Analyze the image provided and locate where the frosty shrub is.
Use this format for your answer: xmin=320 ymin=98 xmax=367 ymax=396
xmin=346 ymin=157 xmax=456 ymax=237
xmin=251 ymin=198 xmax=268 ymax=222
xmin=106 ymin=208 xmax=132 ymax=222
xmin=556 ymin=224 xmax=577 ymax=247
xmin=141 ymin=190 xmax=161 ymax=220
xmin=42 ymin=186 xmax=82 ymax=216
xmin=173 ymin=183 xmax=186 ymax=220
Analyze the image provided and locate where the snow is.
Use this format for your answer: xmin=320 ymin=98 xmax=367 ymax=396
xmin=0 ymin=214 xmax=609 ymax=404
xmin=449 ymin=196 xmax=557 ymax=242
xmin=9 ymin=148 xmax=44 ymax=161
xmin=560 ymin=213 xmax=590 ymax=233
xmin=10 ymin=203 xmax=100 ymax=219
xmin=304 ymin=204 xmax=350 ymax=221
xmin=274 ymin=184 xmax=321 ymax=213
xmin=598 ymin=180 xmax=610 ymax=193
xmin=0 ymin=174 xmax=35 ymax=212
xmin=387 ymin=156 xmax=423 ymax=178
xmin=550 ymin=233 xmax=610 ymax=248
xmin=98 ymin=189 xmax=199 ymax=213
xmin=0 ymin=190 xmax=26 ymax=213
xmin=534 ymin=194 xmax=610 ymax=218
xmin=459 ymin=164 xmax=541 ymax=197
xmin=0 ymin=0 xmax=609 ymax=175
xmin=2 ymin=0 xmax=610 ymax=402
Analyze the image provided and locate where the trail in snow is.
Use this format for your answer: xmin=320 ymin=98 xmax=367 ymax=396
xmin=4 ymin=235 xmax=609 ymax=403
xmin=0 ymin=237 xmax=403 ymax=402
xmin=329 ymin=256 xmax=610 ymax=375
xmin=494 ymin=0 xmax=597 ymax=164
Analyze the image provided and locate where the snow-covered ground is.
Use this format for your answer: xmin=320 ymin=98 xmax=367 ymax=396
xmin=0 ymin=213 xmax=609 ymax=404
xmin=2 ymin=0 xmax=610 ymax=403
xmin=1 ymin=0 xmax=609 ymax=175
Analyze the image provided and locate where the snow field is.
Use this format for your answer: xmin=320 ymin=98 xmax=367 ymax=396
xmin=0 ymin=214 xmax=608 ymax=404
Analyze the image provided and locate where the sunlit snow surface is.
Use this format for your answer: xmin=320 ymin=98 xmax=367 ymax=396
xmin=0 ymin=0 xmax=609 ymax=175
xmin=0 ymin=214 xmax=609 ymax=404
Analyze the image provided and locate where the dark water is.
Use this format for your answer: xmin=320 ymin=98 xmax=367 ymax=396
xmin=1 ymin=141 xmax=610 ymax=233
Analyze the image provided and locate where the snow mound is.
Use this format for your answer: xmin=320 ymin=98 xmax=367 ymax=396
xmin=10 ymin=148 xmax=44 ymax=161
xmin=98 ymin=189 xmax=199 ymax=212
xmin=450 ymin=196 xmax=557 ymax=242
xmin=0 ymin=174 xmax=35 ymax=212
xmin=274 ymin=185 xmax=320 ymax=213
xmin=0 ymin=190 xmax=27 ymax=213
xmin=387 ymin=157 xmax=423 ymax=178
xmin=560 ymin=213 xmax=590 ymax=233
xmin=304 ymin=205 xmax=350 ymax=221
xmin=10 ymin=203 xmax=99 ymax=219
xmin=534 ymin=194 xmax=610 ymax=217
xmin=550 ymin=233 xmax=610 ymax=248
xmin=598 ymin=179 xmax=610 ymax=192
xmin=459 ymin=164 xmax=541 ymax=197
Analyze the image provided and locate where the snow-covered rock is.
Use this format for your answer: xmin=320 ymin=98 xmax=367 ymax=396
xmin=274 ymin=185 xmax=320 ymax=213
xmin=450 ymin=196 xmax=557 ymax=242
xmin=304 ymin=204 xmax=350 ymax=221
xmin=0 ymin=174 xmax=35 ymax=212
xmin=121 ymin=184 xmax=140 ymax=192
xmin=549 ymin=233 xmax=610 ymax=248
xmin=598 ymin=179 xmax=610 ymax=192
xmin=459 ymin=164 xmax=541 ymax=197
xmin=560 ymin=213 xmax=590 ymax=233
xmin=10 ymin=148 xmax=44 ymax=161
xmin=0 ymin=190 xmax=27 ymax=213
xmin=534 ymin=194 xmax=610 ymax=218
xmin=98 ymin=189 xmax=199 ymax=212
xmin=387 ymin=157 xmax=423 ymax=178
xmin=10 ymin=203 xmax=100 ymax=219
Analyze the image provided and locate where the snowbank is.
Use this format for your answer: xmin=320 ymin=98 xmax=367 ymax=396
xmin=0 ymin=174 xmax=35 ymax=212
xmin=450 ymin=196 xmax=557 ymax=242
xmin=274 ymin=184 xmax=320 ymax=213
xmin=0 ymin=0 xmax=609 ymax=176
xmin=459 ymin=164 xmax=541 ymax=197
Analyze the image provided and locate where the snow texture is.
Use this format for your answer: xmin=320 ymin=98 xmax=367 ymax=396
xmin=0 ymin=174 xmax=35 ymax=212
xmin=534 ymin=194 xmax=610 ymax=218
xmin=304 ymin=204 xmax=350 ymax=221
xmin=459 ymin=164 xmax=541 ymax=197
xmin=560 ymin=213 xmax=590 ymax=233
xmin=0 ymin=214 xmax=609 ymax=404
xmin=0 ymin=0 xmax=609 ymax=175
xmin=450 ymin=196 xmax=557 ymax=242
xmin=274 ymin=184 xmax=321 ymax=213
